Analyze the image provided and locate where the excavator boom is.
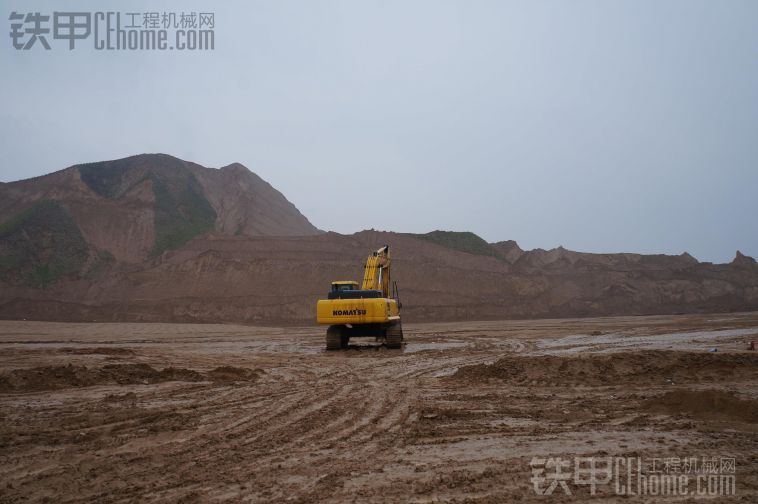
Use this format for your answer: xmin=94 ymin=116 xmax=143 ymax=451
xmin=361 ymin=245 xmax=391 ymax=296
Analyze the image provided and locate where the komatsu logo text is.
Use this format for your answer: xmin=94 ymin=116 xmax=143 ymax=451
xmin=332 ymin=309 xmax=367 ymax=316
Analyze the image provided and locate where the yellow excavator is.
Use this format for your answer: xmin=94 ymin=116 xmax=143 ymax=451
xmin=316 ymin=245 xmax=403 ymax=350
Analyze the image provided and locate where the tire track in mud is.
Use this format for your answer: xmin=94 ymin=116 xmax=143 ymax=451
xmin=313 ymin=384 xmax=398 ymax=446
xmin=182 ymin=357 xmax=418 ymax=458
xmin=274 ymin=347 xmax=511 ymax=449
xmin=111 ymin=358 xmax=362 ymax=465
xmin=67 ymin=381 xmax=348 ymax=500
xmin=145 ymin=356 xmax=360 ymax=445
xmin=1 ymin=335 xmax=518 ymax=502
xmin=354 ymin=385 xmax=416 ymax=445
xmin=236 ymin=381 xmax=357 ymax=448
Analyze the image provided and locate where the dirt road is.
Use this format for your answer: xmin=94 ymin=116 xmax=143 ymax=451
xmin=2 ymin=313 xmax=758 ymax=502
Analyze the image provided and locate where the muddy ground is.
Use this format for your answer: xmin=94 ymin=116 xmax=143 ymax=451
xmin=1 ymin=313 xmax=758 ymax=502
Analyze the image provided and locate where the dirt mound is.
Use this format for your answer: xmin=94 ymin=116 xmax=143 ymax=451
xmin=0 ymin=363 xmax=190 ymax=391
xmin=58 ymin=347 xmax=135 ymax=356
xmin=206 ymin=366 xmax=260 ymax=383
xmin=160 ymin=367 xmax=205 ymax=382
xmin=453 ymin=351 xmax=758 ymax=386
xmin=102 ymin=391 xmax=137 ymax=403
xmin=0 ymin=363 xmax=259 ymax=392
xmin=644 ymin=389 xmax=758 ymax=422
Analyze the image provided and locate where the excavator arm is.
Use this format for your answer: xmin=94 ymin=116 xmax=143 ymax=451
xmin=361 ymin=245 xmax=391 ymax=297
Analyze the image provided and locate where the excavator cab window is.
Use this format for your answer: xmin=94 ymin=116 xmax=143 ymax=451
xmin=328 ymin=282 xmax=380 ymax=299
xmin=331 ymin=283 xmax=357 ymax=293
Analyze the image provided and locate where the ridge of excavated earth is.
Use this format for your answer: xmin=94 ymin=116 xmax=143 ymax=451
xmin=1 ymin=154 xmax=757 ymax=324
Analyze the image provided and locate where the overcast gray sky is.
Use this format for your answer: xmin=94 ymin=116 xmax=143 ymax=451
xmin=2 ymin=0 xmax=756 ymax=263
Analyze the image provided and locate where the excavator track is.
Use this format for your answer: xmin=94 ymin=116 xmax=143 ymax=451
xmin=385 ymin=322 xmax=403 ymax=349
xmin=326 ymin=325 xmax=344 ymax=351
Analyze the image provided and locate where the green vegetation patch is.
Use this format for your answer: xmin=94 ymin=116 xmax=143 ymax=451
xmin=0 ymin=200 xmax=89 ymax=288
xmin=410 ymin=230 xmax=496 ymax=257
xmin=78 ymin=154 xmax=217 ymax=256
xmin=78 ymin=158 xmax=135 ymax=199
xmin=150 ymin=172 xmax=216 ymax=256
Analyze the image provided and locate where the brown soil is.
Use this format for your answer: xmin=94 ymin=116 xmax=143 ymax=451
xmin=453 ymin=350 xmax=758 ymax=386
xmin=58 ymin=347 xmax=136 ymax=355
xmin=0 ymin=363 xmax=258 ymax=392
xmin=1 ymin=312 xmax=757 ymax=502
xmin=644 ymin=389 xmax=758 ymax=422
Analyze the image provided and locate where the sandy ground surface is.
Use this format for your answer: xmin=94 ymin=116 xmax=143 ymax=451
xmin=1 ymin=312 xmax=758 ymax=503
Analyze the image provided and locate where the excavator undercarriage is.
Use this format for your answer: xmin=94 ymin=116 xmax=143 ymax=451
xmin=325 ymin=321 xmax=404 ymax=350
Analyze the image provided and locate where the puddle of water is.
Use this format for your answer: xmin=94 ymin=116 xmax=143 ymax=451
xmin=405 ymin=430 xmax=686 ymax=463
xmin=429 ymin=367 xmax=460 ymax=378
xmin=404 ymin=342 xmax=470 ymax=354
xmin=487 ymin=418 xmax=543 ymax=428
xmin=245 ymin=342 xmax=323 ymax=354
xmin=539 ymin=327 xmax=758 ymax=354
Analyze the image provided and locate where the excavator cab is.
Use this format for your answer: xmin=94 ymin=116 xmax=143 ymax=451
xmin=328 ymin=281 xmax=382 ymax=300
xmin=331 ymin=281 xmax=358 ymax=293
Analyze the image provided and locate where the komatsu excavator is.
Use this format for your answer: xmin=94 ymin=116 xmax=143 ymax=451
xmin=316 ymin=245 xmax=403 ymax=350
